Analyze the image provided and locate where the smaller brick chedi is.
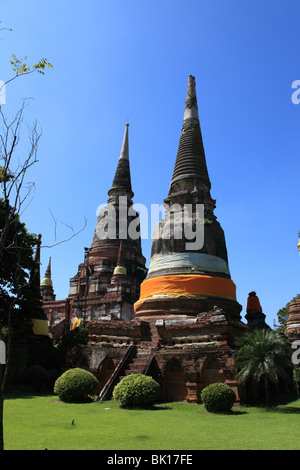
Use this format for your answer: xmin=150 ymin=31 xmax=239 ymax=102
xmin=42 ymin=124 xmax=147 ymax=338
xmin=68 ymin=122 xmax=147 ymax=322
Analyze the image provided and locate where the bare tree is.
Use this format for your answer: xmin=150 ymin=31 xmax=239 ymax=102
xmin=0 ymin=93 xmax=44 ymax=449
xmin=0 ymin=101 xmax=87 ymax=448
xmin=0 ymin=22 xmax=55 ymax=449
xmin=0 ymin=23 xmax=89 ymax=449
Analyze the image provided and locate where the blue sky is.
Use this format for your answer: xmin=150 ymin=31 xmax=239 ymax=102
xmin=1 ymin=0 xmax=300 ymax=327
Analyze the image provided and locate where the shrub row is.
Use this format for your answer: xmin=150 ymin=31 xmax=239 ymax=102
xmin=53 ymin=367 xmax=235 ymax=413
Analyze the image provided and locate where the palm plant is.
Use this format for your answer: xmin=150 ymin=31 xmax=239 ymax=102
xmin=234 ymin=329 xmax=293 ymax=405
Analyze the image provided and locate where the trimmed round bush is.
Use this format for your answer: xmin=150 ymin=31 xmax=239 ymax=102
xmin=113 ymin=374 xmax=160 ymax=407
xmin=201 ymin=382 xmax=236 ymax=414
xmin=54 ymin=368 xmax=99 ymax=403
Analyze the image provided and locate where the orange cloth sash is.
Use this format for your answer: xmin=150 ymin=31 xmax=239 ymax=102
xmin=135 ymin=274 xmax=236 ymax=311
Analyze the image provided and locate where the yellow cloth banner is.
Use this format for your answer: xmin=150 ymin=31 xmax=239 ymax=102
xmin=72 ymin=317 xmax=82 ymax=329
xmin=32 ymin=319 xmax=49 ymax=336
xmin=134 ymin=274 xmax=236 ymax=312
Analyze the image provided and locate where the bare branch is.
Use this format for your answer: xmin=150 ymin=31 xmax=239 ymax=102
xmin=48 ymin=208 xmax=58 ymax=242
xmin=59 ymin=220 xmax=75 ymax=233
xmin=0 ymin=21 xmax=12 ymax=42
xmin=0 ymin=100 xmax=41 ymax=216
xmin=42 ymin=217 xmax=88 ymax=249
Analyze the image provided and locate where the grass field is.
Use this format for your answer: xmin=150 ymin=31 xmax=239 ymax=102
xmin=3 ymin=390 xmax=300 ymax=450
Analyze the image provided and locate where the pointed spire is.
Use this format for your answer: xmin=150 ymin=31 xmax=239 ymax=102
xmin=34 ymin=234 xmax=42 ymax=265
xmin=41 ymin=257 xmax=53 ymax=287
xmin=32 ymin=234 xmax=41 ymax=280
xmin=183 ymin=74 xmax=200 ymax=122
xmin=119 ymin=123 xmax=129 ymax=160
xmin=45 ymin=257 xmax=52 ymax=279
xmin=117 ymin=240 xmax=125 ymax=267
xmin=169 ymin=75 xmax=211 ymax=192
xmin=108 ymin=123 xmax=133 ymax=200
xmin=29 ymin=234 xmax=44 ymax=318
xmin=113 ymin=241 xmax=127 ymax=275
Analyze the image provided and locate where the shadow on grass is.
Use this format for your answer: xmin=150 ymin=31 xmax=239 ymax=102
xmin=229 ymin=410 xmax=248 ymax=415
xmin=269 ymin=392 xmax=299 ymax=406
xmin=4 ymin=385 xmax=55 ymax=400
xmin=272 ymin=406 xmax=300 ymax=414
xmin=239 ymin=392 xmax=300 ymax=414
xmin=119 ymin=402 xmax=247 ymax=413
xmin=119 ymin=403 xmax=172 ymax=411
xmin=264 ymin=392 xmax=300 ymax=414
xmin=203 ymin=409 xmax=248 ymax=416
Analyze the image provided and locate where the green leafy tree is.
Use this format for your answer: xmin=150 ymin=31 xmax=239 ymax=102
xmin=234 ymin=329 xmax=293 ymax=405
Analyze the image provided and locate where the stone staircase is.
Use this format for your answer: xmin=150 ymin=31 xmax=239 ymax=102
xmin=119 ymin=348 xmax=152 ymax=380
xmin=98 ymin=346 xmax=153 ymax=401
xmin=98 ymin=319 xmax=160 ymax=401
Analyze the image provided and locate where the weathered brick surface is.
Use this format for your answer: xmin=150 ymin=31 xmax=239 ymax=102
xmin=66 ymin=309 xmax=248 ymax=403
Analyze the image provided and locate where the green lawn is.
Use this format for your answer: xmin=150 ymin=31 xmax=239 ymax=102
xmin=3 ymin=391 xmax=300 ymax=450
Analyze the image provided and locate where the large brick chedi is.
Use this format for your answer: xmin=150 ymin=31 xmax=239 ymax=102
xmin=134 ymin=75 xmax=242 ymax=319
